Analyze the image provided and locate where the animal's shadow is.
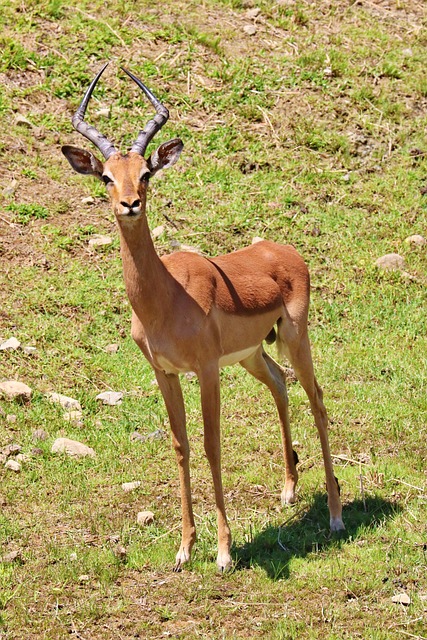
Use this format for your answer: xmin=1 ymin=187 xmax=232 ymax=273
xmin=232 ymin=494 xmax=400 ymax=580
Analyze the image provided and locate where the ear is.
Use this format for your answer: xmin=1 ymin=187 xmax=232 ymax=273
xmin=61 ymin=145 xmax=104 ymax=178
xmin=147 ymin=138 xmax=183 ymax=175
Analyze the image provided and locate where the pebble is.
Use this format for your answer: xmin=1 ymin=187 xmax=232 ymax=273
xmin=51 ymin=437 xmax=96 ymax=458
xmin=105 ymin=343 xmax=119 ymax=354
xmin=22 ymin=346 xmax=37 ymax=355
xmin=130 ymin=429 xmax=166 ymax=443
xmin=0 ymin=337 xmax=21 ymax=351
xmin=152 ymin=225 xmax=165 ymax=238
xmin=96 ymin=108 xmax=110 ymax=118
xmin=46 ymin=393 xmax=81 ymax=410
xmin=15 ymin=114 xmax=33 ymax=128
xmin=33 ymin=429 xmax=48 ymax=442
xmin=243 ymin=24 xmax=257 ymax=35
xmin=122 ymin=481 xmax=142 ymax=493
xmin=81 ymin=196 xmax=95 ymax=204
xmin=137 ymin=511 xmax=155 ymax=526
xmin=392 ymin=593 xmax=411 ymax=605
xmin=1 ymin=550 xmax=22 ymax=563
xmin=6 ymin=414 xmax=17 ymax=424
xmin=2 ymin=444 xmax=21 ymax=457
xmin=96 ymin=391 xmax=123 ymax=406
xmin=252 ymin=236 xmax=263 ymax=244
xmin=78 ymin=574 xmax=90 ymax=583
xmin=63 ymin=410 xmax=83 ymax=424
xmin=245 ymin=7 xmax=261 ymax=18
xmin=5 ymin=460 xmax=21 ymax=472
xmin=0 ymin=381 xmax=32 ymax=402
xmin=114 ymin=545 xmax=127 ymax=560
xmin=405 ymin=234 xmax=426 ymax=246
xmin=88 ymin=235 xmax=113 ymax=248
xmin=375 ymin=253 xmax=405 ymax=271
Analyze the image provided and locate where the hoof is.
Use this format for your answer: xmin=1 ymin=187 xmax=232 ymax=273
xmin=217 ymin=551 xmax=233 ymax=573
xmin=281 ymin=486 xmax=296 ymax=506
xmin=330 ymin=516 xmax=345 ymax=532
xmin=174 ymin=545 xmax=191 ymax=571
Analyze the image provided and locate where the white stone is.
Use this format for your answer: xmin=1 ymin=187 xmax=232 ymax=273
xmin=105 ymin=343 xmax=119 ymax=354
xmin=137 ymin=511 xmax=155 ymax=526
xmin=63 ymin=411 xmax=83 ymax=423
xmin=246 ymin=7 xmax=261 ymax=18
xmin=122 ymin=481 xmax=142 ymax=493
xmin=252 ymin=236 xmax=263 ymax=244
xmin=0 ymin=337 xmax=21 ymax=351
xmin=96 ymin=391 xmax=123 ymax=406
xmin=5 ymin=460 xmax=21 ymax=472
xmin=152 ymin=225 xmax=165 ymax=238
xmin=81 ymin=196 xmax=95 ymax=204
xmin=33 ymin=429 xmax=48 ymax=442
xmin=51 ymin=438 xmax=95 ymax=458
xmin=392 ymin=593 xmax=411 ymax=605
xmin=88 ymin=234 xmax=112 ymax=248
xmin=405 ymin=234 xmax=426 ymax=246
xmin=22 ymin=346 xmax=37 ymax=355
xmin=243 ymin=24 xmax=257 ymax=35
xmin=0 ymin=381 xmax=32 ymax=402
xmin=375 ymin=253 xmax=405 ymax=271
xmin=46 ymin=393 xmax=81 ymax=410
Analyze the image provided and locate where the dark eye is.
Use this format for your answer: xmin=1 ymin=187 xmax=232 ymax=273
xmin=102 ymin=175 xmax=113 ymax=185
xmin=140 ymin=172 xmax=151 ymax=183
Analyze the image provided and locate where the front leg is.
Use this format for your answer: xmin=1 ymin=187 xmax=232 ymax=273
xmin=154 ymin=369 xmax=196 ymax=570
xmin=198 ymin=364 xmax=232 ymax=572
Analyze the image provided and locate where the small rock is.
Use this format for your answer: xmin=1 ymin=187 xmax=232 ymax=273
xmin=252 ymin=236 xmax=264 ymax=244
xmin=3 ymin=180 xmax=17 ymax=196
xmin=69 ymin=552 xmax=78 ymax=562
xmin=392 ymin=593 xmax=411 ymax=606
xmin=114 ymin=545 xmax=127 ymax=560
xmin=105 ymin=343 xmax=119 ymax=354
xmin=33 ymin=428 xmax=48 ymax=442
xmin=375 ymin=253 xmax=405 ymax=271
xmin=243 ymin=24 xmax=257 ymax=35
xmin=5 ymin=460 xmax=21 ymax=472
xmin=46 ymin=393 xmax=81 ymax=410
xmin=2 ymin=444 xmax=21 ymax=457
xmin=88 ymin=235 xmax=112 ymax=248
xmin=96 ymin=391 xmax=123 ymax=406
xmin=323 ymin=67 xmax=334 ymax=77
xmin=0 ymin=381 xmax=32 ymax=403
xmin=31 ymin=447 xmax=44 ymax=456
xmin=51 ymin=438 xmax=96 ymax=458
xmin=15 ymin=453 xmax=30 ymax=464
xmin=0 ymin=337 xmax=21 ymax=351
xmin=137 ymin=511 xmax=155 ymax=526
xmin=184 ymin=371 xmax=197 ymax=381
xmin=245 ymin=7 xmax=261 ymax=18
xmin=1 ymin=550 xmax=22 ymax=564
xmin=402 ymin=48 xmax=413 ymax=57
xmin=152 ymin=225 xmax=165 ymax=238
xmin=130 ymin=429 xmax=166 ymax=443
xmin=15 ymin=114 xmax=33 ymax=128
xmin=96 ymin=108 xmax=110 ymax=118
xmin=78 ymin=574 xmax=90 ymax=583
xmin=22 ymin=346 xmax=37 ymax=355
xmin=122 ymin=481 xmax=142 ymax=493
xmin=63 ymin=410 xmax=83 ymax=423
xmin=6 ymin=414 xmax=17 ymax=424
xmin=405 ymin=234 xmax=426 ymax=246
xmin=81 ymin=196 xmax=95 ymax=204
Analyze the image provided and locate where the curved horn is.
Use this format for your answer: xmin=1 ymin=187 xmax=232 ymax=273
xmin=121 ymin=67 xmax=169 ymax=156
xmin=72 ymin=62 xmax=117 ymax=160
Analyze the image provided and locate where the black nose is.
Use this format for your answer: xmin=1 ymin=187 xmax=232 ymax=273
xmin=121 ymin=199 xmax=141 ymax=209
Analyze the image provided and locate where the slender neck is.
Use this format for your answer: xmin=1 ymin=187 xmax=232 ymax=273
xmin=116 ymin=206 xmax=171 ymax=322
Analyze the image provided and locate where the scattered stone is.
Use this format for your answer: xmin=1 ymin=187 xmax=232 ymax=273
xmin=46 ymin=393 xmax=81 ymax=411
xmin=88 ymin=234 xmax=113 ymax=248
xmin=15 ymin=114 xmax=33 ymax=128
xmin=2 ymin=444 xmax=22 ymax=457
xmin=31 ymin=447 xmax=44 ymax=456
xmin=152 ymin=225 xmax=165 ymax=238
xmin=78 ymin=574 xmax=90 ymax=583
xmin=96 ymin=391 xmax=123 ymax=406
xmin=122 ymin=481 xmax=142 ymax=493
xmin=51 ymin=438 xmax=96 ymax=458
xmin=63 ymin=410 xmax=83 ymax=423
xmin=184 ymin=371 xmax=197 ymax=381
xmin=137 ymin=511 xmax=155 ymax=526
xmin=243 ymin=24 xmax=257 ymax=35
xmin=0 ymin=381 xmax=32 ymax=403
xmin=402 ymin=48 xmax=413 ymax=57
xmin=3 ymin=180 xmax=17 ymax=196
xmin=1 ymin=550 xmax=22 ymax=564
xmin=15 ymin=453 xmax=30 ymax=464
xmin=245 ymin=7 xmax=261 ymax=18
xmin=33 ymin=428 xmax=48 ymax=442
xmin=105 ymin=343 xmax=119 ymax=354
xmin=96 ymin=108 xmax=110 ymax=118
xmin=81 ymin=196 xmax=95 ymax=205
xmin=69 ymin=552 xmax=78 ymax=562
xmin=130 ymin=429 xmax=166 ymax=443
xmin=114 ymin=545 xmax=127 ymax=560
xmin=405 ymin=234 xmax=426 ymax=246
xmin=5 ymin=460 xmax=21 ymax=472
xmin=323 ymin=67 xmax=334 ymax=77
xmin=375 ymin=253 xmax=405 ymax=271
xmin=252 ymin=236 xmax=264 ymax=244
xmin=0 ymin=337 xmax=21 ymax=351
xmin=6 ymin=414 xmax=17 ymax=424
xmin=22 ymin=346 xmax=37 ymax=355
xmin=392 ymin=593 xmax=411 ymax=606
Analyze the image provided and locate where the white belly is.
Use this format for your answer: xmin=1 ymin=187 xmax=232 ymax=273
xmin=219 ymin=346 xmax=258 ymax=368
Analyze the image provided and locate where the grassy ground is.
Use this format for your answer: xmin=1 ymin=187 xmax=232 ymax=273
xmin=1 ymin=0 xmax=427 ymax=638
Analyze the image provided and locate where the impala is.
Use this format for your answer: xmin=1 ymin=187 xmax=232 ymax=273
xmin=62 ymin=63 xmax=344 ymax=572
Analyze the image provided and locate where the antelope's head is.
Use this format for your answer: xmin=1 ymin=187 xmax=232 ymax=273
xmin=62 ymin=63 xmax=183 ymax=221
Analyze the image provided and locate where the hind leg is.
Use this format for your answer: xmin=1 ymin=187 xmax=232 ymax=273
xmin=278 ymin=326 xmax=344 ymax=531
xmin=240 ymin=346 xmax=298 ymax=505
